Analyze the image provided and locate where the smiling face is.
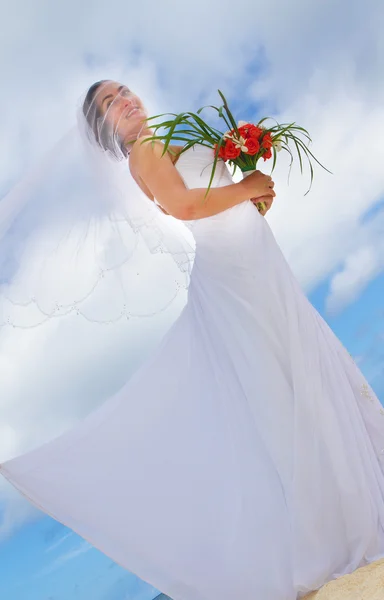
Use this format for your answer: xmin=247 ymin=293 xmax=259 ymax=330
xmin=83 ymin=80 xmax=149 ymax=157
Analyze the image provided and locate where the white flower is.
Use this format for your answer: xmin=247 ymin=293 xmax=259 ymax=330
xmin=273 ymin=138 xmax=282 ymax=152
xmin=232 ymin=135 xmax=248 ymax=152
xmin=237 ymin=120 xmax=249 ymax=127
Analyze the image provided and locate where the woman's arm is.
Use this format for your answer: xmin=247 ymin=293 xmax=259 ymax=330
xmin=130 ymin=139 xmax=274 ymax=221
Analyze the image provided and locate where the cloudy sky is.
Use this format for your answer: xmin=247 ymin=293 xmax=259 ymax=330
xmin=0 ymin=0 xmax=384 ymax=598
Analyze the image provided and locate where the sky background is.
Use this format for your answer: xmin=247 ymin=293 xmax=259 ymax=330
xmin=1 ymin=0 xmax=384 ymax=598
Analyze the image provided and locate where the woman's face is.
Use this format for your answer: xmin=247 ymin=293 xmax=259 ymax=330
xmin=96 ymin=81 xmax=148 ymax=145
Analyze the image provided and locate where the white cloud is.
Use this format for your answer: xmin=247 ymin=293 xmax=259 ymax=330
xmin=0 ymin=481 xmax=41 ymax=540
xmin=264 ymin=82 xmax=384 ymax=294
xmin=326 ymin=246 xmax=383 ymax=315
xmin=1 ymin=0 xmax=384 ymax=537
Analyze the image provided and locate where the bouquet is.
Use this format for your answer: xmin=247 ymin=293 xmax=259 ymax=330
xmin=145 ymin=90 xmax=331 ymax=212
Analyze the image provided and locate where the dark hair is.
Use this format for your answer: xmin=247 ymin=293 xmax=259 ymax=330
xmin=82 ymin=80 xmax=108 ymax=146
xmin=82 ymin=80 xmax=127 ymax=160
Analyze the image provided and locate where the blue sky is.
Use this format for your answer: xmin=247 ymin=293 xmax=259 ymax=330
xmin=1 ymin=0 xmax=384 ymax=598
xmin=311 ymin=273 xmax=384 ymax=399
xmin=0 ymin=516 xmax=160 ymax=600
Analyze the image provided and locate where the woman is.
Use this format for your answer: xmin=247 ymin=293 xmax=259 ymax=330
xmin=1 ymin=80 xmax=384 ymax=600
xmin=82 ymin=80 xmax=276 ymax=217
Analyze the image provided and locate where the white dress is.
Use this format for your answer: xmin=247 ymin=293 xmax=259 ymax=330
xmin=1 ymin=145 xmax=384 ymax=600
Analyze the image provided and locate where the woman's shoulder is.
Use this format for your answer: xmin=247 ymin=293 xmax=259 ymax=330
xmin=128 ymin=139 xmax=184 ymax=209
xmin=131 ymin=138 xmax=184 ymax=166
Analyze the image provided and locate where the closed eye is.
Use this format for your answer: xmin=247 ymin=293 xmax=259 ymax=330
xmin=101 ymin=93 xmax=114 ymax=110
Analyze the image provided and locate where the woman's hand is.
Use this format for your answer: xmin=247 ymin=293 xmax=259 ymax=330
xmin=239 ymin=170 xmax=276 ymax=200
xmin=251 ymin=194 xmax=275 ymax=216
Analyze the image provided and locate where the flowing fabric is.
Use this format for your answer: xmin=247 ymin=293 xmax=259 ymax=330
xmin=2 ymin=145 xmax=384 ymax=600
xmin=0 ymin=84 xmax=194 ymax=329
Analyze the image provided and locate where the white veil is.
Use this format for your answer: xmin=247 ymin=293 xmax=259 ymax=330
xmin=0 ymin=81 xmax=195 ymax=329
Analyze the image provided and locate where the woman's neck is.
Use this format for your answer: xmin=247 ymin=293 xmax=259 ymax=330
xmin=123 ymin=127 xmax=153 ymax=154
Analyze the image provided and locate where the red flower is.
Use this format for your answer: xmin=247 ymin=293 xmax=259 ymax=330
xmin=238 ymin=124 xmax=263 ymax=139
xmin=262 ymin=148 xmax=272 ymax=161
xmin=261 ymin=132 xmax=273 ymax=149
xmin=223 ymin=139 xmax=241 ymax=160
xmin=214 ymin=139 xmax=241 ymax=161
xmin=243 ymin=137 xmax=260 ymax=156
xmin=214 ymin=143 xmax=227 ymax=160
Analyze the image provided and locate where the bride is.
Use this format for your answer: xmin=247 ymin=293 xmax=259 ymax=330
xmin=1 ymin=80 xmax=384 ymax=600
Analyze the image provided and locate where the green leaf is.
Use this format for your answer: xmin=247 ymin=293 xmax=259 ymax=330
xmin=203 ymin=139 xmax=225 ymax=199
xmin=217 ymin=90 xmax=239 ymax=133
xmin=292 ymin=136 xmax=303 ymax=175
xmin=196 ymin=104 xmax=232 ymax=131
xmin=144 ymin=112 xmax=178 ymax=122
xmin=186 ymin=112 xmax=222 ymax=139
xmin=271 ymin=145 xmax=278 ymax=173
xmin=257 ymin=116 xmax=276 ymax=127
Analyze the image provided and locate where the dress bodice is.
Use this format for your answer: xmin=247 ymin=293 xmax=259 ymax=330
xmin=174 ymin=144 xmax=263 ymax=265
xmin=175 ymin=144 xmax=232 ymax=191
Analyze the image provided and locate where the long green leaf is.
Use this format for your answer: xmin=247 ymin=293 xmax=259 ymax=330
xmin=185 ymin=112 xmax=222 ymax=139
xmin=203 ymin=139 xmax=226 ymax=199
xmin=144 ymin=112 xmax=178 ymax=122
xmin=271 ymin=145 xmax=278 ymax=173
xmin=292 ymin=136 xmax=303 ymax=175
xmin=217 ymin=90 xmax=239 ymax=133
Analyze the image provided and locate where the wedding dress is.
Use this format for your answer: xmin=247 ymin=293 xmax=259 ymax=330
xmin=1 ymin=144 xmax=384 ymax=600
